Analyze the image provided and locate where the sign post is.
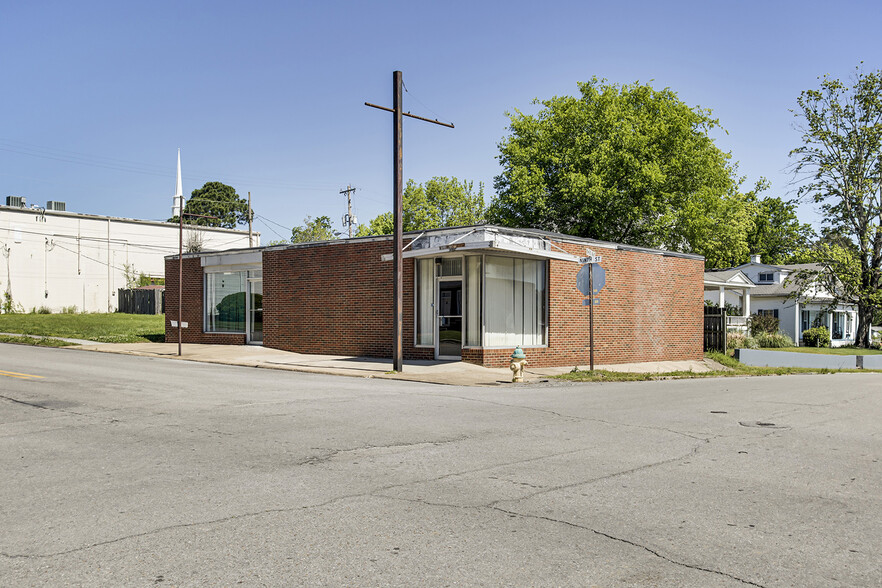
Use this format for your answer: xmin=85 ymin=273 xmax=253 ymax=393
xmin=588 ymin=263 xmax=594 ymax=371
xmin=576 ymin=249 xmax=606 ymax=371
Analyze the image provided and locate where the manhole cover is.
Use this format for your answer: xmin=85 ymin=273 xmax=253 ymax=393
xmin=738 ymin=420 xmax=788 ymax=429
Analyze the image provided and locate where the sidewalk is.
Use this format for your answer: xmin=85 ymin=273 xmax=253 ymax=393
xmin=70 ymin=342 xmax=717 ymax=386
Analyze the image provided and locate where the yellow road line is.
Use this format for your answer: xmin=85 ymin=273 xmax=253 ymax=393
xmin=0 ymin=369 xmax=44 ymax=380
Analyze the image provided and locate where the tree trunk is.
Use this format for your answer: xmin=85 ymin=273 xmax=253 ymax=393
xmin=856 ymin=304 xmax=873 ymax=347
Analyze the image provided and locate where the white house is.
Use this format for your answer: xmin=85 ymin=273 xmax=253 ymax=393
xmin=1 ymin=199 xmax=257 ymax=313
xmin=704 ymin=255 xmax=858 ymax=347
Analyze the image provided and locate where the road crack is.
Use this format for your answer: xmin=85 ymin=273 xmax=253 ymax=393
xmin=489 ymin=506 xmax=767 ymax=587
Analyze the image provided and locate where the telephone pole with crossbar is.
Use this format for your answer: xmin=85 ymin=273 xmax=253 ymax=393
xmin=365 ymin=71 xmax=454 ymax=372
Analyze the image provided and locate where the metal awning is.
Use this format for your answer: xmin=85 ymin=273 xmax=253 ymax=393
xmin=380 ymin=239 xmax=580 ymax=262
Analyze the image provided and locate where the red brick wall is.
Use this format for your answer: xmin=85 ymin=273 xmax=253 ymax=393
xmin=263 ymin=239 xmax=434 ymax=361
xmin=164 ymin=256 xmax=246 ymax=345
xmin=463 ymin=242 xmax=704 ymax=368
xmin=167 ymin=235 xmax=703 ymax=368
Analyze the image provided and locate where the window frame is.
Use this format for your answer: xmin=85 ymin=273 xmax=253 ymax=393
xmin=412 ymin=253 xmax=550 ymax=350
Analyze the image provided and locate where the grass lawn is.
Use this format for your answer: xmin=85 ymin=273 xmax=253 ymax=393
xmin=0 ymin=334 xmax=77 ymax=347
xmin=0 ymin=313 xmax=165 ymax=343
xmin=555 ymin=352 xmax=879 ymax=382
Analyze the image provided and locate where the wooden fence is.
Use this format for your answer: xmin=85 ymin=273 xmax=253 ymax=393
xmin=117 ymin=288 xmax=164 ymax=315
xmin=704 ymin=307 xmax=726 ymax=352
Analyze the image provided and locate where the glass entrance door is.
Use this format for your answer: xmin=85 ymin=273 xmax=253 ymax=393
xmin=437 ymin=279 xmax=462 ymax=359
xmin=247 ymin=278 xmax=263 ymax=344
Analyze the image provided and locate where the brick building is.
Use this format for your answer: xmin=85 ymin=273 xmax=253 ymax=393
xmin=165 ymin=225 xmax=704 ymax=368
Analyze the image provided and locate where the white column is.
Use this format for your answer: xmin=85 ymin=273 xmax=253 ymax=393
xmin=718 ymin=286 xmax=726 ymax=310
xmin=828 ymin=311 xmax=834 ymax=347
xmin=743 ymin=289 xmax=750 ymax=317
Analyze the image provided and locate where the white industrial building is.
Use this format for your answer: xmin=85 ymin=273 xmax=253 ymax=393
xmin=0 ymin=198 xmax=257 ymax=313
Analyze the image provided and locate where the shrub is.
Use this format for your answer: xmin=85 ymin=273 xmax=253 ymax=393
xmin=749 ymin=314 xmax=779 ymax=336
xmin=754 ymin=332 xmax=794 ymax=348
xmin=61 ymin=305 xmax=78 ymax=314
xmin=727 ymin=332 xmax=759 ymax=350
xmin=36 ymin=306 xmax=52 ymax=314
xmin=802 ymin=326 xmax=831 ymax=347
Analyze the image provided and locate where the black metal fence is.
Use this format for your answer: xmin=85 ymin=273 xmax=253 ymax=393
xmin=704 ymin=307 xmax=726 ymax=352
xmin=117 ymin=288 xmax=164 ymax=315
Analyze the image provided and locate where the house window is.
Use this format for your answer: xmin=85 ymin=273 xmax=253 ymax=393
xmin=757 ymin=309 xmax=779 ymax=319
xmin=801 ymin=310 xmax=810 ymax=332
xmin=757 ymin=272 xmax=774 ymax=283
xmin=832 ymin=312 xmax=844 ymax=340
xmin=205 ymin=271 xmax=246 ymax=333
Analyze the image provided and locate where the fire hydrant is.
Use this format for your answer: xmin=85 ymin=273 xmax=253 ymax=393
xmin=510 ymin=346 xmax=527 ymax=383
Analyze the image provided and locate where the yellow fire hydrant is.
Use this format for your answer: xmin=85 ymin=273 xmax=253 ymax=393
xmin=510 ymin=346 xmax=527 ymax=383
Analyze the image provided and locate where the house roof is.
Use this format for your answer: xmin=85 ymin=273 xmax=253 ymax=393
xmin=703 ymin=269 xmax=756 ymax=288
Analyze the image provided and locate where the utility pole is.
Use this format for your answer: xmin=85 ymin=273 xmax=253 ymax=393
xmin=340 ymin=185 xmax=356 ymax=238
xmin=248 ymin=191 xmax=253 ymax=247
xmin=366 ymin=71 xmax=454 ymax=372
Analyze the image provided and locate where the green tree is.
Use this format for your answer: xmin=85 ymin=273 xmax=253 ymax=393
xmin=488 ymin=78 xmax=747 ymax=263
xmin=168 ymin=181 xmax=250 ymax=229
xmin=356 ymin=177 xmax=485 ymax=237
xmin=789 ymin=66 xmax=882 ymax=346
xmin=741 ymin=180 xmax=815 ymax=265
xmin=290 ymin=215 xmax=338 ymax=243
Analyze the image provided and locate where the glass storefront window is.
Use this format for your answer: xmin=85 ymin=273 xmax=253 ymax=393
xmin=416 ymin=259 xmax=434 ymax=346
xmin=464 ymin=256 xmax=482 ymax=347
xmin=484 ymin=256 xmax=547 ymax=347
xmin=205 ymin=271 xmax=247 ymax=333
xmin=414 ymin=254 xmax=548 ymax=349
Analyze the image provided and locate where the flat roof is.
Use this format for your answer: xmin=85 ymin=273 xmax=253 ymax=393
xmin=167 ymin=224 xmax=704 ymax=261
xmin=0 ymin=204 xmax=255 ymax=236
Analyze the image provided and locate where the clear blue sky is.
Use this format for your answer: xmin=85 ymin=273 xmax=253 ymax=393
xmin=2 ymin=0 xmax=879 ymax=242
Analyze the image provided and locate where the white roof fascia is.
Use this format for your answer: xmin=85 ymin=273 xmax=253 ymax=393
xmin=201 ymin=251 xmax=262 ymax=267
xmin=380 ymin=239 xmax=580 ymax=262
xmin=704 ymin=279 xmax=757 ymax=288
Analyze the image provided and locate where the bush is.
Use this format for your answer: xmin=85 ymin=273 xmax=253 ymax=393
xmin=749 ymin=314 xmax=779 ymax=336
xmin=754 ymin=332 xmax=794 ymax=348
xmin=61 ymin=305 xmax=78 ymax=314
xmin=802 ymin=326 xmax=831 ymax=347
xmin=36 ymin=306 xmax=52 ymax=314
xmin=727 ymin=332 xmax=759 ymax=350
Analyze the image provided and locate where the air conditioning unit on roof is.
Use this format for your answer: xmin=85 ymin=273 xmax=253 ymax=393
xmin=6 ymin=196 xmax=25 ymax=207
xmin=46 ymin=201 xmax=66 ymax=211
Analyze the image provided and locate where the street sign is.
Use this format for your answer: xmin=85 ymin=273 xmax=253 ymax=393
xmin=575 ymin=260 xmax=608 ymax=372
xmin=577 ymin=264 xmax=606 ymax=296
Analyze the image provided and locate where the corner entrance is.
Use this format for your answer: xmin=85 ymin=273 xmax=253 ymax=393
xmin=436 ymin=279 xmax=462 ymax=360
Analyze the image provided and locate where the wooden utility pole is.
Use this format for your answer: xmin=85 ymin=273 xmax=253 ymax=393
xmin=248 ymin=191 xmax=253 ymax=247
xmin=365 ymin=71 xmax=453 ymax=372
xmin=340 ymin=185 xmax=356 ymax=238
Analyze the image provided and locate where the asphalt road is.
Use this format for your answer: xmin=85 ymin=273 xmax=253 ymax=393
xmin=1 ymin=345 xmax=880 ymax=587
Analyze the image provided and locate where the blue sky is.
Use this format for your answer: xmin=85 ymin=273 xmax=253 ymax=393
xmin=2 ymin=0 xmax=879 ymax=242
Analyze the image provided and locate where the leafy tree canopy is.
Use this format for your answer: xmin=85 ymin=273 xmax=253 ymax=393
xmin=290 ymin=215 xmax=339 ymax=243
xmin=168 ymin=181 xmax=249 ymax=229
xmin=741 ymin=179 xmax=815 ymax=266
xmin=789 ymin=66 xmax=882 ymax=346
xmin=356 ymin=177 xmax=485 ymax=237
xmin=488 ymin=78 xmax=748 ymax=263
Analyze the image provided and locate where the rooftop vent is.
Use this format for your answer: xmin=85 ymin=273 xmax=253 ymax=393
xmin=6 ymin=196 xmax=26 ymax=207
xmin=46 ymin=201 xmax=66 ymax=211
